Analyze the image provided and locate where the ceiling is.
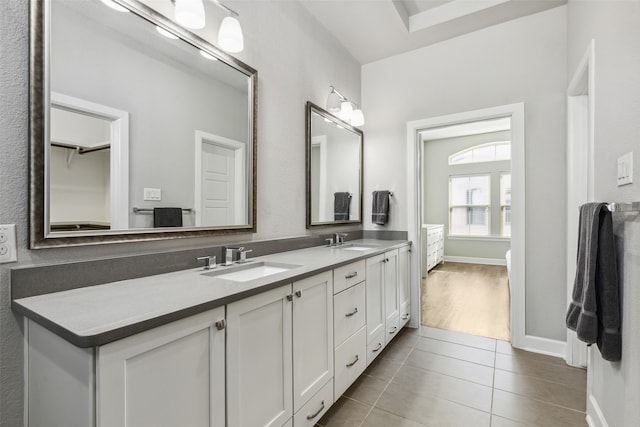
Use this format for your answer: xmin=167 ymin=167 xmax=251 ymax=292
xmin=299 ymin=0 xmax=566 ymax=64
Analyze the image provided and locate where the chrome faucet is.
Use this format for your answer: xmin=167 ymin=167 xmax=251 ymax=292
xmin=222 ymin=246 xmax=248 ymax=266
xmin=196 ymin=255 xmax=217 ymax=270
xmin=334 ymin=233 xmax=348 ymax=245
xmin=237 ymin=248 xmax=253 ymax=263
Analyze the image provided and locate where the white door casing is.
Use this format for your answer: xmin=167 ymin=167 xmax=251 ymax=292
xmin=50 ymin=92 xmax=129 ymax=230
xmin=407 ymin=103 xmax=527 ymax=350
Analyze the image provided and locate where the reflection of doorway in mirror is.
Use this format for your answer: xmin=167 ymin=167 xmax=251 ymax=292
xmin=49 ymin=93 xmax=129 ymax=231
xmin=195 ymin=131 xmax=246 ymax=227
xmin=311 ymin=136 xmax=328 ymax=222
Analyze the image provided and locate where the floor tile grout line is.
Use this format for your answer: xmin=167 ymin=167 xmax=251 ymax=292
xmin=411 ymin=345 xmax=496 ymax=368
xmin=491 ymin=387 xmax=588 ymax=414
xmin=401 ymin=358 xmax=495 ymax=389
xmin=493 ymin=365 xmax=587 ymax=390
xmin=357 ymin=340 xmax=421 ymax=427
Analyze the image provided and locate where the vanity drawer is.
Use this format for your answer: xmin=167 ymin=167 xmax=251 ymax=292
xmin=333 ymin=260 xmax=365 ymax=294
xmin=293 ymin=378 xmax=333 ymax=427
xmin=334 ymin=282 xmax=366 ymax=347
xmin=334 ymin=326 xmax=366 ymax=398
xmin=366 ymin=329 xmax=385 ymax=366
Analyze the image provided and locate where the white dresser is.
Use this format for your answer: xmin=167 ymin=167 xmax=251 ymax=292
xmin=422 ymin=224 xmax=444 ymax=277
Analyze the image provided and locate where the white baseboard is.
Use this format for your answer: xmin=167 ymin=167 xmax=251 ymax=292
xmin=513 ymin=334 xmax=567 ymax=359
xmin=586 ymin=394 xmax=609 ymax=427
xmin=443 ymin=256 xmax=507 ymax=266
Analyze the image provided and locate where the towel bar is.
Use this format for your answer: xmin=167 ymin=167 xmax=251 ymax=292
xmin=133 ymin=208 xmax=193 ymax=214
xmin=607 ymin=202 xmax=640 ymax=213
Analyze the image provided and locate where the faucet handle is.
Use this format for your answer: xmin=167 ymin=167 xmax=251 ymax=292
xmin=325 ymin=237 xmax=334 ymax=246
xmin=197 ymin=255 xmax=216 ymax=270
xmin=238 ymin=248 xmax=253 ymax=263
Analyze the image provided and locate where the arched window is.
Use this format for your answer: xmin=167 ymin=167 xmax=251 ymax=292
xmin=448 ymin=141 xmax=511 ymax=165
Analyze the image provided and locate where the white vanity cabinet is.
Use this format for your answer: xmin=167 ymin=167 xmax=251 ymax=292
xmin=422 ymin=224 xmax=444 ymax=276
xmin=227 ymin=285 xmax=293 ymax=427
xmin=226 ymin=271 xmax=334 ymax=427
xmin=365 ymin=247 xmax=403 ymax=365
xmin=398 ymin=244 xmax=411 ymax=328
xmin=26 ymin=306 xmax=226 ymax=427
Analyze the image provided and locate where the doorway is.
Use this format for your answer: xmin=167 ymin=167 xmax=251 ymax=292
xmin=407 ymin=103 xmax=526 ymax=349
xmin=420 ymin=118 xmax=512 ymax=341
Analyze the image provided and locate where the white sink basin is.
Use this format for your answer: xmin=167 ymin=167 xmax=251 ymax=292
xmin=202 ymin=261 xmax=301 ymax=282
xmin=329 ymin=243 xmax=375 ymax=251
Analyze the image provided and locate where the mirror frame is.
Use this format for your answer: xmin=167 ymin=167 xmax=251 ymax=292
xmin=305 ymin=101 xmax=363 ymax=228
xmin=29 ymin=0 xmax=258 ymax=248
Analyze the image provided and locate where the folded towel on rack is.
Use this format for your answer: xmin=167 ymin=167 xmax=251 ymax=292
xmin=372 ymin=191 xmax=390 ymax=225
xmin=334 ymin=192 xmax=351 ymax=220
xmin=566 ymin=202 xmax=621 ymax=361
xmin=153 ymin=207 xmax=183 ymax=228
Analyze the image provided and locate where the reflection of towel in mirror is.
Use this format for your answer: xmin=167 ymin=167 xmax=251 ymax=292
xmin=372 ymin=191 xmax=390 ymax=225
xmin=153 ymin=207 xmax=183 ymax=227
xmin=566 ymin=202 xmax=621 ymax=362
xmin=334 ymin=192 xmax=351 ymax=220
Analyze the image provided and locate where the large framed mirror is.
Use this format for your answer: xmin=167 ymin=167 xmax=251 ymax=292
xmin=30 ymin=0 xmax=257 ymax=248
xmin=306 ymin=102 xmax=363 ymax=228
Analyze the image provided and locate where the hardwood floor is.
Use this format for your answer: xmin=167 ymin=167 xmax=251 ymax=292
xmin=317 ymin=326 xmax=588 ymax=427
xmin=421 ymin=262 xmax=510 ymax=341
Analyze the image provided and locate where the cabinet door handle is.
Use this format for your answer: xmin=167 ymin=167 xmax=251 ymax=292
xmin=214 ymin=320 xmax=226 ymax=331
xmin=295 ymin=290 xmax=302 ymax=298
xmin=345 ymin=307 xmax=358 ymax=317
xmin=286 ymin=294 xmax=293 ymax=301
xmin=345 ymin=272 xmax=358 ymax=279
xmin=372 ymin=342 xmax=383 ymax=352
xmin=306 ymin=400 xmax=325 ymax=420
xmin=346 ymin=355 xmax=359 ymax=368
xmin=389 ymin=326 xmax=398 ymax=334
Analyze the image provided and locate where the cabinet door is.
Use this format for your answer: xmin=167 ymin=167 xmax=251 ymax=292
xmin=227 ymin=285 xmax=293 ymax=427
xmin=97 ymin=306 xmax=226 ymax=427
xmin=398 ymin=245 xmax=411 ymax=323
xmin=293 ymin=271 xmax=333 ymax=412
xmin=365 ymin=254 xmax=385 ymax=344
xmin=384 ymin=249 xmax=399 ymax=329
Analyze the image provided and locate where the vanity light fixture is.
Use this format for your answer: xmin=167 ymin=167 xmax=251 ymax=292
xmin=172 ymin=0 xmax=244 ymax=53
xmin=325 ymin=85 xmax=365 ymax=127
xmin=100 ymin=0 xmax=129 ymax=12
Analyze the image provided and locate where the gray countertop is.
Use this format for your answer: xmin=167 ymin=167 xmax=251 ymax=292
xmin=14 ymin=239 xmax=409 ymax=348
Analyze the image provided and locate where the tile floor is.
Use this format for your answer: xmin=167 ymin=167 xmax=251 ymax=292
xmin=317 ymin=326 xmax=587 ymax=427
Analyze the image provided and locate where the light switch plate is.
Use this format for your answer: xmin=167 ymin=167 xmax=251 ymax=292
xmin=0 ymin=224 xmax=17 ymax=263
xmin=143 ymin=187 xmax=162 ymax=201
xmin=617 ymin=152 xmax=633 ymax=186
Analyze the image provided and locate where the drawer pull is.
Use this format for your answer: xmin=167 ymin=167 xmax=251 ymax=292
xmin=215 ymin=320 xmax=226 ymax=331
xmin=295 ymin=290 xmax=302 ymax=298
xmin=346 ymin=355 xmax=359 ymax=367
xmin=345 ymin=308 xmax=358 ymax=317
xmin=402 ymin=314 xmax=409 ymax=320
xmin=389 ymin=326 xmax=398 ymax=334
xmin=306 ymin=400 xmax=325 ymax=420
xmin=345 ymin=272 xmax=358 ymax=279
xmin=286 ymin=294 xmax=293 ymax=302
xmin=372 ymin=342 xmax=383 ymax=352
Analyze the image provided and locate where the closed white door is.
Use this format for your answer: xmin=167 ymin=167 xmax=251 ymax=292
xmin=384 ymin=249 xmax=400 ymax=343
xmin=201 ymin=142 xmax=235 ymax=226
xmin=97 ymin=307 xmax=226 ymax=427
xmin=227 ymin=285 xmax=293 ymax=427
xmin=398 ymin=245 xmax=411 ymax=326
xmin=366 ymin=254 xmax=385 ymax=344
xmin=292 ymin=271 xmax=333 ymax=412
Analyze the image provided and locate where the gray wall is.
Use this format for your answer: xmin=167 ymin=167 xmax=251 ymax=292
xmin=423 ymin=131 xmax=511 ymax=261
xmin=0 ymin=1 xmax=361 ymax=424
xmin=567 ymin=1 xmax=640 ymax=425
xmin=363 ymin=6 xmax=568 ymax=341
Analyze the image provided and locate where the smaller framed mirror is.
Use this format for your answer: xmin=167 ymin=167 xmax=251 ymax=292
xmin=306 ymin=101 xmax=363 ymax=228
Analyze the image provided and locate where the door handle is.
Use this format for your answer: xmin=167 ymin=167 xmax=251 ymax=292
xmin=306 ymin=400 xmax=325 ymax=420
xmin=345 ymin=308 xmax=358 ymax=317
xmin=345 ymin=272 xmax=358 ymax=279
xmin=346 ymin=355 xmax=359 ymax=368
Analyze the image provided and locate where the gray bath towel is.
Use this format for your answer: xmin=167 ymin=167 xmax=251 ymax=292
xmin=566 ymin=202 xmax=621 ymax=362
xmin=372 ymin=191 xmax=390 ymax=225
xmin=153 ymin=207 xmax=183 ymax=227
xmin=334 ymin=192 xmax=351 ymax=221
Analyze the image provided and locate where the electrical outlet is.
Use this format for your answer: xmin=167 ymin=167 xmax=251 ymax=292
xmin=0 ymin=224 xmax=17 ymax=263
xmin=143 ymin=187 xmax=162 ymax=201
